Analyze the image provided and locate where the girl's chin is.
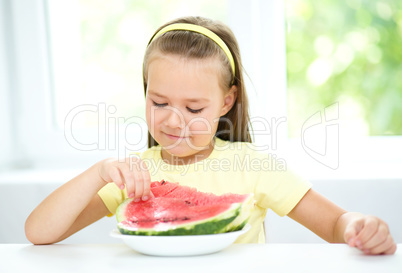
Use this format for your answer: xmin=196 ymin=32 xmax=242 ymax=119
xmin=160 ymin=142 xmax=209 ymax=159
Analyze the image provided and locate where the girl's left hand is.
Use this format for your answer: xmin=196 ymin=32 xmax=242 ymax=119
xmin=344 ymin=215 xmax=397 ymax=255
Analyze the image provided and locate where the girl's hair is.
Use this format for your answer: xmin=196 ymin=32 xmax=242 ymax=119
xmin=143 ymin=16 xmax=252 ymax=148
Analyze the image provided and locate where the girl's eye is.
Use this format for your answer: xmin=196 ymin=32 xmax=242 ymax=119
xmin=152 ymin=101 xmax=167 ymax=107
xmin=187 ymin=107 xmax=203 ymax=114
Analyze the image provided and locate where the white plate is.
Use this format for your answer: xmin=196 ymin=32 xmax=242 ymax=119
xmin=110 ymin=224 xmax=251 ymax=256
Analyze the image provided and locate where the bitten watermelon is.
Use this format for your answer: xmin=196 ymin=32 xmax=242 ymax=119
xmin=116 ymin=180 xmax=254 ymax=236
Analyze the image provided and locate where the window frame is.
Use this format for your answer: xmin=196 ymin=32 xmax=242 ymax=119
xmin=3 ymin=0 xmax=115 ymax=169
xmin=0 ymin=0 xmax=13 ymax=169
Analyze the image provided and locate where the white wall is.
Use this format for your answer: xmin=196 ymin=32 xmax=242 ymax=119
xmin=266 ymin=178 xmax=402 ymax=243
xmin=0 ymin=169 xmax=117 ymax=244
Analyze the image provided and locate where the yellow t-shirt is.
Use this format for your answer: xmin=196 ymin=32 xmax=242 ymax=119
xmin=98 ymin=137 xmax=312 ymax=243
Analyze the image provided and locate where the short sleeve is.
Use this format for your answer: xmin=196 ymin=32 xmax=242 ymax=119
xmin=97 ymin=183 xmax=127 ymax=216
xmin=254 ymin=167 xmax=312 ymax=217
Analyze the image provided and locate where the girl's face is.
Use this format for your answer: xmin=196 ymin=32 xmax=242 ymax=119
xmin=145 ymin=54 xmax=236 ymax=164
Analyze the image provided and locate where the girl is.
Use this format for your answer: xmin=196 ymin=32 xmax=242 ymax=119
xmin=25 ymin=16 xmax=396 ymax=255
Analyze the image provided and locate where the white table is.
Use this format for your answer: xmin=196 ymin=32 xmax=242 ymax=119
xmin=0 ymin=243 xmax=400 ymax=273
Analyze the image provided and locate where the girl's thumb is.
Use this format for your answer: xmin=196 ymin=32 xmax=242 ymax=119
xmin=344 ymin=218 xmax=364 ymax=247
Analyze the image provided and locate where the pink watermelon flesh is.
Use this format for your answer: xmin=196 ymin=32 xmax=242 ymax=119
xmin=119 ymin=180 xmax=250 ymax=232
xmin=123 ymin=198 xmax=231 ymax=228
xmin=150 ymin=180 xmax=247 ymax=206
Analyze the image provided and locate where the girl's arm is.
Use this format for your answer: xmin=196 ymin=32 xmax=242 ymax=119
xmin=25 ymin=157 xmax=152 ymax=245
xmin=287 ymin=189 xmax=397 ymax=255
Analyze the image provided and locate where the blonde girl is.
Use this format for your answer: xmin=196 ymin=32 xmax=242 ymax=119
xmin=26 ymin=16 xmax=396 ymax=255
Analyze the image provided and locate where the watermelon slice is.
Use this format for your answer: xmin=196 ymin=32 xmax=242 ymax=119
xmin=116 ymin=180 xmax=254 ymax=236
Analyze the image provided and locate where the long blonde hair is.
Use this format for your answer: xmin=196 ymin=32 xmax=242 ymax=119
xmin=143 ymin=16 xmax=252 ymax=148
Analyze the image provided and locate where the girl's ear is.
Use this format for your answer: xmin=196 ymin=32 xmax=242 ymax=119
xmin=220 ymin=85 xmax=238 ymax=116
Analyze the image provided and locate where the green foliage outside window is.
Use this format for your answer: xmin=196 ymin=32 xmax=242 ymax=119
xmin=286 ymin=0 xmax=402 ymax=137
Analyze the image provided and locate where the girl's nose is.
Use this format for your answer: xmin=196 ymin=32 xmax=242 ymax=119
xmin=164 ymin=106 xmax=185 ymax=129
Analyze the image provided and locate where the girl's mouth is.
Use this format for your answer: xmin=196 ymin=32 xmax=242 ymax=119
xmin=164 ymin=133 xmax=189 ymax=140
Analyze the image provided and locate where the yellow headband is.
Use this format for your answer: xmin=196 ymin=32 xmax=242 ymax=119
xmin=148 ymin=23 xmax=236 ymax=81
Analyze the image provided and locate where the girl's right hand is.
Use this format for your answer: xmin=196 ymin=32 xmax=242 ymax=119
xmin=98 ymin=157 xmax=154 ymax=202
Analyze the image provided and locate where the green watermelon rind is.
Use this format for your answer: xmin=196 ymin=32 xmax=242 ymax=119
xmin=116 ymin=202 xmax=242 ymax=236
xmin=116 ymin=198 xmax=134 ymax=223
xmin=222 ymin=193 xmax=255 ymax=232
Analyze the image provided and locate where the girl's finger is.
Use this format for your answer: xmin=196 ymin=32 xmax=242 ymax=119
xmin=366 ymin=234 xmax=396 ymax=255
xmin=119 ymin=163 xmax=135 ymax=198
xmin=361 ymin=223 xmax=389 ymax=250
xmin=140 ymin=162 xmax=152 ymax=201
xmin=383 ymin=242 xmax=398 ymax=255
xmin=355 ymin=217 xmax=379 ymax=246
xmin=132 ymin=169 xmax=144 ymax=201
xmin=110 ymin=166 xmax=124 ymax=190
xmin=344 ymin=218 xmax=364 ymax=247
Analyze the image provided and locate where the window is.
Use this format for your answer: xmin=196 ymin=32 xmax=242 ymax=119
xmin=284 ymin=0 xmax=402 ymax=178
xmin=2 ymin=0 xmax=400 ymax=178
